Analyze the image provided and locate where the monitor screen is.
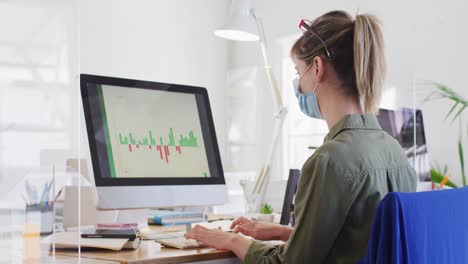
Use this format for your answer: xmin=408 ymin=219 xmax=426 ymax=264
xmin=377 ymin=108 xmax=430 ymax=181
xmin=81 ymin=74 xmax=225 ymax=187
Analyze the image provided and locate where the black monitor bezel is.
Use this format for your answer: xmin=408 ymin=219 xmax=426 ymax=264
xmin=81 ymin=74 xmax=225 ymax=187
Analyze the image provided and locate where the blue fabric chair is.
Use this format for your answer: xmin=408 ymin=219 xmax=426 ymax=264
xmin=359 ymin=187 xmax=468 ymax=264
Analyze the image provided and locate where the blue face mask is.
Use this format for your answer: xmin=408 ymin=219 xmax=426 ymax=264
xmin=293 ymin=76 xmax=323 ymax=120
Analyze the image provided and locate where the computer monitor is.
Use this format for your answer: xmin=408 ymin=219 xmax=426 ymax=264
xmin=80 ymin=74 xmax=227 ymax=209
xmin=377 ymin=108 xmax=430 ymax=182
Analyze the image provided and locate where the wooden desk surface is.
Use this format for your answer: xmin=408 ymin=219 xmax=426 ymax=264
xmin=55 ymin=241 xmax=236 ymax=264
xmin=52 ymin=225 xmax=237 ymax=264
xmin=45 ymin=255 xmax=119 ymax=264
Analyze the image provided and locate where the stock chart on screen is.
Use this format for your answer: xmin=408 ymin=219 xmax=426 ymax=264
xmin=98 ymin=84 xmax=210 ymax=178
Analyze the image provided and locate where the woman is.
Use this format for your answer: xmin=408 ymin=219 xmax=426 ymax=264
xmin=186 ymin=10 xmax=416 ymax=263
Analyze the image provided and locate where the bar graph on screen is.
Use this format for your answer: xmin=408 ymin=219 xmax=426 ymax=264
xmin=99 ymin=84 xmax=211 ymax=178
xmin=118 ymin=129 xmax=199 ymax=164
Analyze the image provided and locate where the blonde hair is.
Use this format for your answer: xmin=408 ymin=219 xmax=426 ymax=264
xmin=291 ymin=11 xmax=386 ymax=113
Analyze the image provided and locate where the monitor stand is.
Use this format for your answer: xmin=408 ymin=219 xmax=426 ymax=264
xmin=62 ymin=185 xmax=148 ymax=228
xmin=96 ymin=208 xmax=149 ymax=228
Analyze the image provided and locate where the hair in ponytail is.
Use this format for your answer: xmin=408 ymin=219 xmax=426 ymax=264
xmin=291 ymin=11 xmax=386 ymax=113
xmin=354 ymin=14 xmax=386 ymax=113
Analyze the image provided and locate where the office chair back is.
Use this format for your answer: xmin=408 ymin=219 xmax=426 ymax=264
xmin=280 ymin=169 xmax=301 ymax=226
xmin=359 ymin=187 xmax=468 ymax=264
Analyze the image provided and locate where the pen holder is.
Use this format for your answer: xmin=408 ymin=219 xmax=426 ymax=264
xmin=26 ymin=204 xmax=54 ymax=235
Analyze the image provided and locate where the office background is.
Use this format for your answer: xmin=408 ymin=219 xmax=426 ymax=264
xmin=1 ymin=0 xmax=466 ymax=193
xmin=0 ymin=0 xmax=467 ymax=253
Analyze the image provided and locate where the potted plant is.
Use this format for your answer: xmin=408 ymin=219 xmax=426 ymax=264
xmin=257 ymin=202 xmax=275 ymax=223
xmin=424 ymin=82 xmax=467 ymax=188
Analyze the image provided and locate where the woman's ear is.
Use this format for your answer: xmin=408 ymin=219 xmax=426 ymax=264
xmin=313 ymin=56 xmax=325 ymax=83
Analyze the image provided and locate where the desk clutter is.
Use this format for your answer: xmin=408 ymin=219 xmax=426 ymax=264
xmin=51 ymin=223 xmax=141 ymax=251
xmin=51 ymin=231 xmax=140 ymax=251
xmin=23 ymin=177 xmax=56 ymax=235
xmin=148 ymin=210 xmax=236 ymax=226
xmin=49 ymin=212 xmax=236 ymax=252
xmin=45 ymin=210 xmax=250 ymax=263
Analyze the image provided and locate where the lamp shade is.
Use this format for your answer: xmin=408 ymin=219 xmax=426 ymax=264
xmin=214 ymin=0 xmax=259 ymax=41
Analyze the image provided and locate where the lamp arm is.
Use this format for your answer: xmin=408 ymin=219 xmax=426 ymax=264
xmin=251 ymin=9 xmax=283 ymax=110
xmin=246 ymin=10 xmax=288 ymax=211
xmin=252 ymin=108 xmax=287 ymax=195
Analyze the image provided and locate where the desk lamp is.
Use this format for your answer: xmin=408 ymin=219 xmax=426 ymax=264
xmin=214 ymin=0 xmax=287 ymax=213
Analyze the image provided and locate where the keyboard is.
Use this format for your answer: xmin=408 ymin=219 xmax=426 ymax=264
xmin=156 ymin=237 xmax=206 ymax=249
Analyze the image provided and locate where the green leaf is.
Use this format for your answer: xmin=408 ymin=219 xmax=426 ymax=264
xmin=424 ymin=82 xmax=466 ymax=122
xmin=431 ymin=168 xmax=444 ymax=183
xmin=452 ymin=105 xmax=466 ymax=122
xmin=425 ymin=82 xmax=467 ymax=188
xmin=430 ymin=168 xmax=459 ymax=188
xmin=259 ymin=202 xmax=274 ymax=214
xmin=459 ymin=140 xmax=466 ymax=187
xmin=445 ymin=101 xmax=459 ymax=121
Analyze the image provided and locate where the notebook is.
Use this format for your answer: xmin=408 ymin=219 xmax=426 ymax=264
xmin=50 ymin=231 xmax=140 ymax=250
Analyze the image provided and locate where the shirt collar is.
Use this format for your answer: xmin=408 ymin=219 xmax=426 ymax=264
xmin=324 ymin=114 xmax=382 ymax=142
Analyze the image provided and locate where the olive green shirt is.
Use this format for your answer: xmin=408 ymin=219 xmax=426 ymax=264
xmin=244 ymin=114 xmax=417 ymax=264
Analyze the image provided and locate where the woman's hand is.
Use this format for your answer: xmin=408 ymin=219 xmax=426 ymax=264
xmin=185 ymin=225 xmax=252 ymax=261
xmin=185 ymin=225 xmax=236 ymax=250
xmin=230 ymin=216 xmax=293 ymax=242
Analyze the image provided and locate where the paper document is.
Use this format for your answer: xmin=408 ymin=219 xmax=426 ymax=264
xmin=50 ymin=231 xmax=129 ymax=251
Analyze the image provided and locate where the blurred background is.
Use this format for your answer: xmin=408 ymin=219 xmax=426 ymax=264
xmin=0 ymin=0 xmax=466 ymax=262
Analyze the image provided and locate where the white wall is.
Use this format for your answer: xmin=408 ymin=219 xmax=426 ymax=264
xmin=0 ymin=0 xmax=80 ymax=205
xmin=230 ymin=0 xmax=468 ymax=185
xmin=79 ymin=0 xmax=230 ymax=160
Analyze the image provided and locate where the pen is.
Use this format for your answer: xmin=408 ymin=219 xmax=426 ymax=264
xmin=40 ymin=177 xmax=54 ymax=205
xmin=54 ymin=187 xmax=63 ymax=202
xmin=47 ymin=178 xmax=54 ymax=199
xmin=39 ymin=183 xmax=47 ymax=205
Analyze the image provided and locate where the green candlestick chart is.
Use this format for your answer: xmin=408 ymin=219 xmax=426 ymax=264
xmin=119 ymin=128 xmax=198 ymax=148
xmin=118 ymin=128 xmax=199 ymax=164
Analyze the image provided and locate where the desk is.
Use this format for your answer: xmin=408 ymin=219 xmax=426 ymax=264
xmin=52 ymin=225 xmax=240 ymax=264
xmin=54 ymin=241 xmax=238 ymax=264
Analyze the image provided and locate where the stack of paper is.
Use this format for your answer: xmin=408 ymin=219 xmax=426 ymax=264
xmin=50 ymin=232 xmax=140 ymax=251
